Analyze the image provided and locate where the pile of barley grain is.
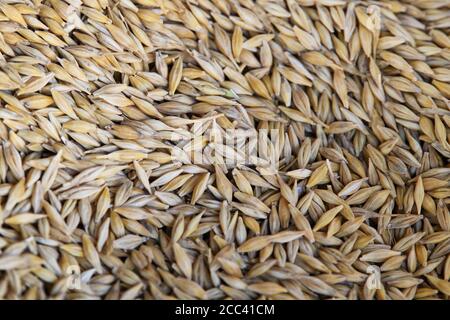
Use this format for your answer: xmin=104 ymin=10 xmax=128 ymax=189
xmin=0 ymin=0 xmax=449 ymax=300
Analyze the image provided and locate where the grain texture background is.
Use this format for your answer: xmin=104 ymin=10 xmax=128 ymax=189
xmin=0 ymin=0 xmax=449 ymax=300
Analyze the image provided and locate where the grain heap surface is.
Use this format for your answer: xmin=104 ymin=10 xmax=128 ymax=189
xmin=0 ymin=0 xmax=449 ymax=300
